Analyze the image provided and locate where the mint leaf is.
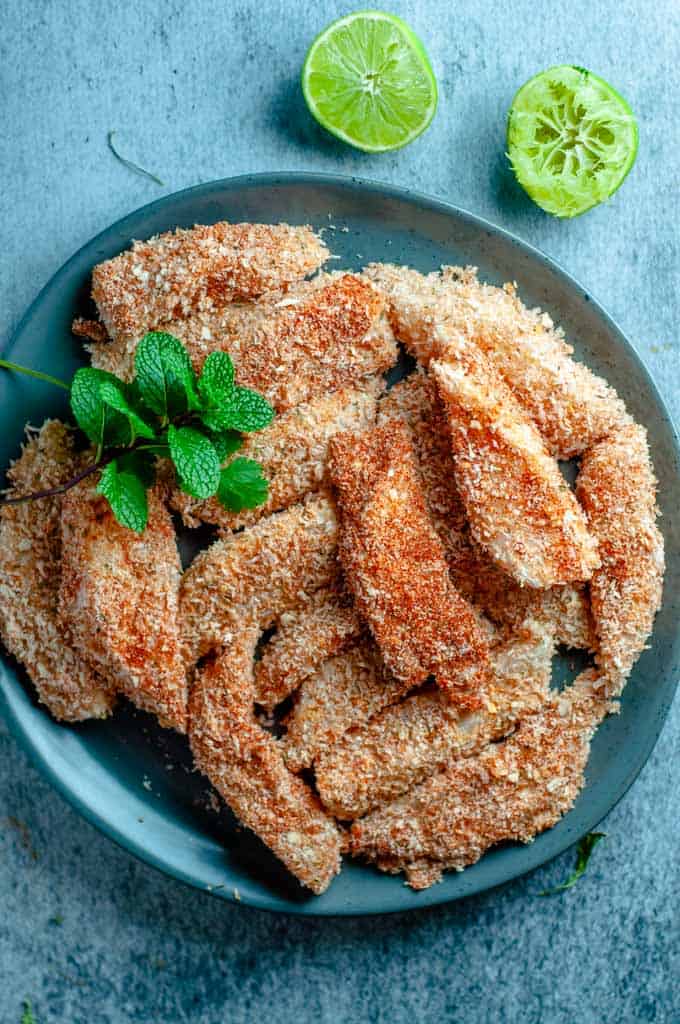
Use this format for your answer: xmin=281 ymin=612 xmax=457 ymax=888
xmin=202 ymin=386 xmax=274 ymax=433
xmin=217 ymin=457 xmax=269 ymax=512
xmin=98 ymin=380 xmax=156 ymax=440
xmin=197 ymin=351 xmax=235 ymax=406
xmin=134 ymin=332 xmax=200 ymax=419
xmin=167 ymin=425 xmax=221 ymax=499
xmin=539 ymin=832 xmax=606 ymax=896
xmin=206 ymin=428 xmax=242 ymax=462
xmin=117 ymin=449 xmax=157 ymax=489
xmin=70 ymin=368 xmax=132 ymax=449
xmin=96 ymin=460 xmax=149 ymax=533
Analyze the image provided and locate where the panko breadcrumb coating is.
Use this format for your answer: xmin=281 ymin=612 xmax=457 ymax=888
xmin=432 ymin=356 xmax=600 ymax=587
xmin=189 ymin=625 xmax=342 ymax=894
xmin=282 ymin=642 xmax=412 ymax=773
xmin=171 ymin=379 xmax=382 ymax=533
xmin=91 ymin=221 xmax=329 ymax=354
xmin=254 ymin=584 xmax=363 ymax=711
xmin=329 ymin=419 xmax=490 ymax=710
xmin=349 ymin=671 xmax=613 ymax=888
xmin=316 ymin=620 xmax=555 ymax=819
xmin=367 ymin=262 xmax=629 ymax=458
xmin=0 ymin=422 xmax=115 ymax=721
xmin=180 ymin=494 xmax=339 ymax=663
xmin=59 ymin=482 xmax=187 ymax=731
xmin=378 ymin=372 xmax=594 ymax=648
xmin=576 ymin=424 xmax=664 ymax=694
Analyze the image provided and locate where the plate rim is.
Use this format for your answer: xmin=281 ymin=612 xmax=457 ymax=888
xmin=1 ymin=170 xmax=678 ymax=917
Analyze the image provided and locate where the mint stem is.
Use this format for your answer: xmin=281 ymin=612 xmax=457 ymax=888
xmin=0 ymin=359 xmax=70 ymax=391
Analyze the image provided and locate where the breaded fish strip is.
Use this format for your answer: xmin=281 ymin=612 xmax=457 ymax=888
xmin=92 ymin=221 xmax=328 ymax=344
xmin=180 ymin=495 xmax=339 ymax=663
xmin=349 ymin=671 xmax=612 ymax=888
xmin=189 ymin=626 xmax=342 ymax=895
xmin=317 ymin=620 xmax=555 ymax=819
xmin=254 ymin=585 xmax=363 ymax=711
xmin=379 ymin=373 xmax=593 ymax=649
xmin=0 ymin=422 xmax=114 ymax=721
xmin=282 ymin=643 xmax=412 ymax=773
xmin=576 ymin=423 xmax=664 ymax=693
xmin=367 ymin=262 xmax=628 ymax=458
xmin=432 ymin=356 xmax=600 ymax=587
xmin=329 ymin=420 xmax=490 ymax=710
xmin=59 ymin=482 xmax=187 ymax=731
xmin=171 ymin=379 xmax=382 ymax=532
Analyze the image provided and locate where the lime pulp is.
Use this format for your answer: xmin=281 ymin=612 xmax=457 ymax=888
xmin=507 ymin=65 xmax=638 ymax=218
xmin=302 ymin=11 xmax=438 ymax=153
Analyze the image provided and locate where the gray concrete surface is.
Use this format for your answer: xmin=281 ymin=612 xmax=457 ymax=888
xmin=0 ymin=1 xmax=678 ymax=1021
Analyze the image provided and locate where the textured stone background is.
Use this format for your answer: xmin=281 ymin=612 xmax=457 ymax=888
xmin=1 ymin=2 xmax=678 ymax=1022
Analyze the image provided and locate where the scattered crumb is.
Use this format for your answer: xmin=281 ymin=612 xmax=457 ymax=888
xmin=4 ymin=817 xmax=39 ymax=862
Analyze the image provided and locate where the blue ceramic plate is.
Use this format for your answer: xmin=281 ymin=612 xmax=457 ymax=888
xmin=1 ymin=173 xmax=678 ymax=916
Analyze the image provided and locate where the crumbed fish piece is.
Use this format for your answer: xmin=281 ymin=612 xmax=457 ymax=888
xmin=329 ymin=419 xmax=490 ymax=710
xmin=0 ymin=422 xmax=115 ymax=721
xmin=432 ymin=356 xmax=600 ymax=587
xmin=90 ymin=273 xmax=398 ymax=401
xmin=91 ymin=221 xmax=328 ymax=355
xmin=316 ymin=620 xmax=555 ymax=819
xmin=349 ymin=670 xmax=612 ymax=888
xmin=282 ymin=642 xmax=412 ymax=773
xmin=576 ymin=423 xmax=664 ymax=693
xmin=367 ymin=262 xmax=629 ymax=458
xmin=171 ymin=379 xmax=382 ymax=532
xmin=59 ymin=481 xmax=187 ymax=731
xmin=254 ymin=585 xmax=363 ymax=711
xmin=189 ymin=625 xmax=342 ymax=895
xmin=180 ymin=494 xmax=339 ymax=663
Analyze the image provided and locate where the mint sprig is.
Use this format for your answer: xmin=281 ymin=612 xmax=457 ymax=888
xmin=538 ymin=832 xmax=606 ymax=896
xmin=0 ymin=335 xmax=274 ymax=533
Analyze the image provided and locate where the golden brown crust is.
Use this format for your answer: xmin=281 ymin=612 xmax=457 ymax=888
xmin=316 ymin=620 xmax=555 ymax=819
xmin=0 ymin=422 xmax=115 ymax=721
xmin=189 ymin=627 xmax=342 ymax=895
xmin=170 ymin=379 xmax=382 ymax=533
xmin=349 ymin=671 xmax=612 ymax=886
xmin=367 ymin=262 xmax=629 ymax=458
xmin=329 ymin=419 xmax=490 ymax=710
xmin=59 ymin=482 xmax=187 ymax=731
xmin=432 ymin=355 xmax=599 ymax=587
xmin=179 ymin=494 xmax=340 ymax=664
xmin=576 ymin=423 xmax=664 ymax=693
xmin=254 ymin=584 xmax=363 ymax=711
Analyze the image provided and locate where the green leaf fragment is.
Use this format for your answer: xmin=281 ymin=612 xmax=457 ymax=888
xmin=70 ymin=368 xmax=132 ymax=449
xmin=96 ymin=460 xmax=149 ymax=533
xmin=539 ymin=832 xmax=606 ymax=896
xmin=202 ymin=385 xmax=274 ymax=433
xmin=21 ymin=1000 xmax=37 ymax=1024
xmin=134 ymin=332 xmax=200 ymax=418
xmin=98 ymin=380 xmax=156 ymax=440
xmin=167 ymin=424 xmax=221 ymax=499
xmin=198 ymin=351 xmax=235 ymax=406
xmin=217 ymin=457 xmax=269 ymax=512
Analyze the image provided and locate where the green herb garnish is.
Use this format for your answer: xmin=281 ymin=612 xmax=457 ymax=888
xmin=107 ymin=130 xmax=165 ymax=187
xmin=21 ymin=1000 xmax=37 ymax=1024
xmin=0 ymin=334 xmax=274 ymax=533
xmin=539 ymin=831 xmax=606 ymax=896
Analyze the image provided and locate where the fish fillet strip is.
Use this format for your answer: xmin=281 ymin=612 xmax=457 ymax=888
xmin=189 ymin=625 xmax=342 ymax=894
xmin=316 ymin=620 xmax=555 ymax=819
xmin=349 ymin=670 xmax=612 ymax=888
xmin=367 ymin=262 xmax=629 ymax=458
xmin=329 ymin=419 xmax=490 ymax=710
xmin=254 ymin=585 xmax=363 ymax=711
xmin=59 ymin=482 xmax=187 ymax=731
xmin=282 ymin=642 xmax=412 ymax=773
xmin=576 ymin=423 xmax=664 ymax=693
xmin=379 ymin=372 xmax=594 ymax=648
xmin=432 ymin=356 xmax=600 ymax=587
xmin=171 ymin=379 xmax=382 ymax=533
xmin=180 ymin=494 xmax=339 ymax=663
xmin=0 ymin=422 xmax=115 ymax=721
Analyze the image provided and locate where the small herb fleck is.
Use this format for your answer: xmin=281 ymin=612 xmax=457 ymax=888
xmin=539 ymin=831 xmax=606 ymax=896
xmin=107 ymin=130 xmax=165 ymax=187
xmin=21 ymin=1000 xmax=37 ymax=1024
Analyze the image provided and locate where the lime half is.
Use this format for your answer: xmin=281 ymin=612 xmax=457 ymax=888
xmin=507 ymin=65 xmax=638 ymax=218
xmin=302 ymin=11 xmax=438 ymax=153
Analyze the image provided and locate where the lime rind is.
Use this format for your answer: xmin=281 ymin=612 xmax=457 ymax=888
xmin=302 ymin=11 xmax=438 ymax=153
xmin=507 ymin=65 xmax=638 ymax=218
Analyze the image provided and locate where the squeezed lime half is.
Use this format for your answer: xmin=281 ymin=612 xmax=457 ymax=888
xmin=302 ymin=11 xmax=438 ymax=153
xmin=507 ymin=65 xmax=638 ymax=218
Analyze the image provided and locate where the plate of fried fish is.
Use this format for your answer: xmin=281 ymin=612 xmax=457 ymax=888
xmin=0 ymin=173 xmax=678 ymax=915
